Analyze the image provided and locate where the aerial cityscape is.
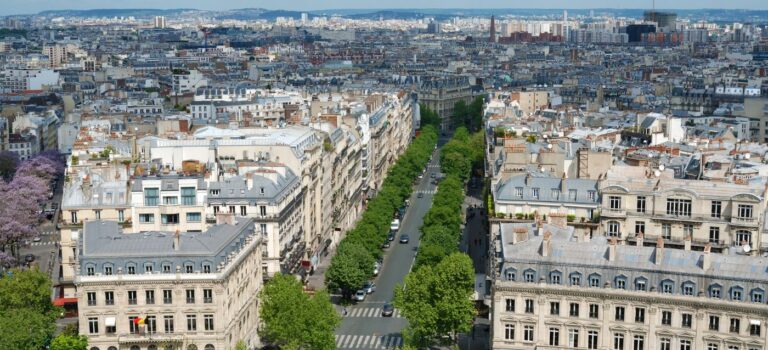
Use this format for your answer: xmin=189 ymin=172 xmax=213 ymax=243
xmin=1 ymin=1 xmax=768 ymax=350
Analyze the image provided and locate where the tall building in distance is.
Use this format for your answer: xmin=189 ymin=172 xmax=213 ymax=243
xmin=153 ymin=15 xmax=166 ymax=29
xmin=644 ymin=10 xmax=677 ymax=32
xmin=490 ymin=15 xmax=497 ymax=43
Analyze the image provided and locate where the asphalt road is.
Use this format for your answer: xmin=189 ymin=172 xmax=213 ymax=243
xmin=334 ymin=145 xmax=443 ymax=350
xmin=18 ymin=176 xmax=62 ymax=295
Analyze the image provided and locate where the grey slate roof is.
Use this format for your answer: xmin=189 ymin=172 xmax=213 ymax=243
xmin=496 ymin=174 xmax=599 ymax=205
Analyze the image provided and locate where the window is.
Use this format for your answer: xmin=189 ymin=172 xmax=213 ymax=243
xmin=633 ymin=335 xmax=644 ymax=350
xmin=515 ymin=187 xmax=523 ymax=198
xmin=660 ymin=338 xmax=671 ymax=350
xmin=118 ymin=210 xmax=124 ymax=222
xmin=680 ymin=340 xmax=692 ymax=350
xmin=186 ymin=212 xmax=201 ymax=222
xmin=88 ymin=317 xmax=99 ymax=334
xmin=635 ymin=307 xmax=645 ymax=323
xmin=550 ymin=302 xmax=560 ymax=315
xmin=589 ymin=274 xmax=601 ymax=288
xmin=185 ymin=264 xmax=193 ymax=273
xmin=711 ymin=201 xmax=722 ymax=218
xmin=181 ymin=187 xmax=196 ymax=205
xmin=589 ymin=304 xmax=599 ymax=319
xmin=736 ymin=231 xmax=752 ymax=246
xmin=709 ymin=315 xmax=720 ymax=331
xmin=569 ymin=189 xmax=577 ymax=200
xmin=550 ymin=272 xmax=561 ymax=285
xmin=730 ymin=318 xmax=741 ymax=333
xmin=128 ymin=290 xmax=137 ymax=305
xmin=163 ymin=264 xmax=171 ymax=273
xmin=609 ymin=196 xmax=621 ymax=209
xmin=608 ymin=221 xmax=620 ymax=237
xmin=710 ymin=285 xmax=722 ymax=299
xmin=163 ymin=289 xmax=173 ymax=304
xmin=549 ymin=327 xmax=560 ymax=346
xmin=551 ymin=189 xmax=560 ymax=199
xmin=187 ymin=315 xmax=197 ymax=331
xmin=505 ymin=269 xmax=516 ymax=281
xmin=163 ymin=196 xmax=178 ymax=205
xmin=532 ymin=188 xmax=540 ymax=199
xmin=708 ymin=344 xmax=719 ymax=350
xmin=661 ymin=311 xmax=672 ymax=326
xmin=204 ymin=314 xmax=214 ymax=331
xmin=636 ymin=196 xmax=646 ymax=213
xmin=504 ymin=324 xmax=514 ymax=340
xmin=229 ymin=205 xmax=235 ymax=214
xmin=613 ymin=333 xmax=625 ymax=350
xmin=615 ymin=306 xmax=625 ymax=321
xmin=751 ymin=323 xmax=761 ymax=336
xmin=588 ymin=331 xmax=599 ymax=350
xmin=682 ymin=282 xmax=695 ymax=296
xmin=240 ymin=206 xmax=247 ymax=216
xmin=569 ymin=329 xmax=580 ymax=347
xmin=139 ymin=213 xmax=155 ymax=223
xmin=87 ymin=292 xmax=96 ymax=306
xmin=104 ymin=266 xmax=112 ymax=275
xmin=661 ymin=281 xmax=674 ymax=294
xmin=683 ymin=224 xmax=693 ymax=237
xmin=525 ymin=299 xmax=534 ymax=313
xmin=94 ymin=210 xmax=101 ymax=219
xmin=635 ymin=221 xmax=645 ymax=235
xmin=588 ymin=191 xmax=596 ymax=201
xmin=682 ymin=313 xmax=693 ymax=328
xmin=570 ymin=303 xmax=580 ymax=317
xmin=86 ymin=266 xmax=95 ymax=276
xmin=524 ymin=325 xmax=534 ymax=341
xmin=635 ymin=278 xmax=647 ymax=291
xmin=616 ymin=276 xmax=627 ymax=289
xmin=146 ymin=316 xmax=157 ymax=334
xmin=505 ymin=298 xmax=515 ymax=312
xmin=145 ymin=264 xmax=153 ymax=273
xmin=105 ymin=291 xmax=114 ymax=305
xmin=524 ymin=270 xmax=536 ymax=283
xmin=127 ymin=265 xmax=135 ymax=275
xmin=161 ymin=214 xmax=179 ymax=224
xmin=203 ymin=264 xmax=210 ymax=273
xmin=710 ymin=227 xmax=720 ymax=243
xmin=752 ymin=289 xmax=764 ymax=303
xmin=570 ymin=273 xmax=582 ymax=286
xmin=732 ymin=287 xmax=744 ymax=301
xmin=164 ymin=315 xmax=174 ymax=333
xmin=738 ymin=204 xmax=753 ymax=219
xmin=144 ymin=188 xmax=159 ymax=206
xmin=662 ymin=223 xmax=671 ymax=239
xmin=146 ymin=290 xmax=155 ymax=304
xmin=129 ymin=317 xmax=139 ymax=334
xmin=666 ymin=198 xmax=692 ymax=216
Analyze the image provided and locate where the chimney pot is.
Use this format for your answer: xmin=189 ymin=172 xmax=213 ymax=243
xmin=684 ymin=235 xmax=692 ymax=251
xmin=636 ymin=233 xmax=644 ymax=247
xmin=174 ymin=229 xmax=180 ymax=251
xmin=608 ymin=237 xmax=618 ymax=261
xmin=654 ymin=237 xmax=664 ymax=265
xmin=541 ymin=232 xmax=552 ymax=257
xmin=702 ymin=243 xmax=712 ymax=270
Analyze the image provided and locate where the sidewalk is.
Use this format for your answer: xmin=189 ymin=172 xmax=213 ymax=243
xmin=305 ymin=245 xmax=336 ymax=291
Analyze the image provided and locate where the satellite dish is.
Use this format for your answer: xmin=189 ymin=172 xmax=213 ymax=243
xmin=743 ymin=244 xmax=752 ymax=253
xmin=659 ymin=164 xmax=665 ymax=171
xmin=654 ymin=170 xmax=661 ymax=177
xmin=547 ymin=144 xmax=553 ymax=149
xmin=745 ymin=153 xmax=751 ymax=159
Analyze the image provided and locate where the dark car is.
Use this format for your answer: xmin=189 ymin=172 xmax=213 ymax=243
xmin=399 ymin=234 xmax=410 ymax=244
xmin=381 ymin=241 xmax=391 ymax=249
xmin=24 ymin=254 xmax=35 ymax=263
xmin=387 ymin=232 xmax=396 ymax=241
xmin=417 ymin=192 xmax=424 ymax=198
xmin=382 ymin=303 xmax=394 ymax=317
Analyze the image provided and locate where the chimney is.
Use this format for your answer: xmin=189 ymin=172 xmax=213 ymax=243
xmin=684 ymin=235 xmax=691 ymax=251
xmin=549 ymin=213 xmax=567 ymax=229
xmin=581 ymin=230 xmax=591 ymax=242
xmin=636 ymin=233 xmax=644 ymax=247
xmin=174 ymin=229 xmax=180 ymax=251
xmin=702 ymin=243 xmax=711 ymax=270
xmin=654 ymin=237 xmax=664 ymax=265
xmin=541 ymin=231 xmax=552 ymax=257
xmin=608 ymin=237 xmax=618 ymax=261
xmin=216 ymin=212 xmax=235 ymax=225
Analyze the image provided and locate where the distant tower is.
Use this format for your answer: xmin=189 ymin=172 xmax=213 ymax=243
xmin=490 ymin=15 xmax=497 ymax=42
xmin=563 ymin=10 xmax=569 ymax=41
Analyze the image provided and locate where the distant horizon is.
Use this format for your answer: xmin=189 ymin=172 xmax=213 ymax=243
xmin=2 ymin=0 xmax=768 ymax=17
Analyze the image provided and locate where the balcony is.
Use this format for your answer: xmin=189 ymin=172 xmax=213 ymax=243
xmin=731 ymin=217 xmax=759 ymax=227
xmin=601 ymin=208 xmax=626 ymax=218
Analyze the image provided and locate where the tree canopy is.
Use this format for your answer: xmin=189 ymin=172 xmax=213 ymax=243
xmin=0 ymin=268 xmax=59 ymax=350
xmin=50 ymin=334 xmax=89 ymax=350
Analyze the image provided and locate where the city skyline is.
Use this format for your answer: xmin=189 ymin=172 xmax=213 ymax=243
xmin=3 ymin=0 xmax=768 ymax=16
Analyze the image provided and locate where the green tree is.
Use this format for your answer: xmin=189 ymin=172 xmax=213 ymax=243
xmin=235 ymin=340 xmax=247 ymax=350
xmin=395 ymin=253 xmax=475 ymax=348
xmin=0 ymin=268 xmax=57 ymax=315
xmin=50 ymin=334 xmax=89 ymax=350
xmin=260 ymin=274 xmax=340 ymax=350
xmin=325 ymin=243 xmax=373 ymax=299
xmin=0 ymin=307 xmax=56 ymax=350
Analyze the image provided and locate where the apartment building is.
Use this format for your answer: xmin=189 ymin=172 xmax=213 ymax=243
xmin=207 ymin=162 xmax=303 ymax=277
xmin=491 ymin=227 xmax=768 ymax=350
xmin=0 ymin=68 xmax=60 ymax=93
xmin=417 ymin=76 xmax=474 ymax=130
xmin=130 ymin=176 xmax=208 ymax=233
xmin=75 ymin=218 xmax=263 ymax=350
xmin=42 ymin=44 xmax=68 ymax=68
xmin=599 ymin=172 xmax=767 ymax=252
xmin=493 ymin=174 xmax=600 ymax=222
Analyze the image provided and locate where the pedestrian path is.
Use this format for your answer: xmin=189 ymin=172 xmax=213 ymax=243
xmin=335 ymin=334 xmax=403 ymax=349
xmin=343 ymin=307 xmax=402 ymax=318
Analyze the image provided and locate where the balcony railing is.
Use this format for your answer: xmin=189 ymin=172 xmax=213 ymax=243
xmin=731 ymin=217 xmax=758 ymax=227
xmin=602 ymin=208 xmax=626 ymax=217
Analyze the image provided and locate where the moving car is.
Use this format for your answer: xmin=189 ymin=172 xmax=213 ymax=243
xmin=24 ymin=254 xmax=35 ymax=263
xmin=417 ymin=192 xmax=424 ymax=198
xmin=362 ymin=281 xmax=376 ymax=294
xmin=381 ymin=303 xmax=394 ymax=317
xmin=399 ymin=234 xmax=410 ymax=244
xmin=354 ymin=289 xmax=367 ymax=301
xmin=430 ymin=172 xmax=436 ymax=178
xmin=32 ymin=236 xmax=42 ymax=242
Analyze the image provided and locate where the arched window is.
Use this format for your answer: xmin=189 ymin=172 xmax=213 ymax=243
xmin=148 ymin=346 xmax=157 ymax=350
xmin=90 ymin=347 xmax=100 ymax=350
xmin=130 ymin=346 xmax=140 ymax=350
xmin=205 ymin=345 xmax=215 ymax=350
xmin=108 ymin=347 xmax=117 ymax=350
xmin=188 ymin=345 xmax=198 ymax=350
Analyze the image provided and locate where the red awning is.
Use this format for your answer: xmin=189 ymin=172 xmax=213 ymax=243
xmin=53 ymin=297 xmax=78 ymax=306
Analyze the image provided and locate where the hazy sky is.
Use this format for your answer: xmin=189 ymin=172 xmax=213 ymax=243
xmin=3 ymin=0 xmax=768 ymax=16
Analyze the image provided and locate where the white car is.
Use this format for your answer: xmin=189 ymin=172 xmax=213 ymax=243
xmin=354 ymin=289 xmax=366 ymax=301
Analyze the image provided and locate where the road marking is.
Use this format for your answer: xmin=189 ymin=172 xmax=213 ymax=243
xmin=342 ymin=307 xmax=402 ymax=318
xmin=30 ymin=241 xmax=56 ymax=246
xmin=336 ymin=335 xmax=346 ymax=348
xmin=335 ymin=335 xmax=403 ymax=349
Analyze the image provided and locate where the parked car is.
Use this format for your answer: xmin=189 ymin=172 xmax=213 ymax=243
xmin=381 ymin=303 xmax=394 ymax=317
xmin=32 ymin=236 xmax=42 ymax=242
xmin=387 ymin=232 xmax=396 ymax=241
xmin=399 ymin=234 xmax=410 ymax=244
xmin=430 ymin=172 xmax=436 ymax=178
xmin=354 ymin=289 xmax=367 ymax=301
xmin=373 ymin=262 xmax=380 ymax=276
xmin=381 ymin=241 xmax=391 ymax=249
xmin=362 ymin=281 xmax=376 ymax=294
xmin=24 ymin=254 xmax=35 ymax=263
xmin=390 ymin=219 xmax=400 ymax=231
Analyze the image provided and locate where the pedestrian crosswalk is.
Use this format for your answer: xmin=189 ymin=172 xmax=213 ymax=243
xmin=335 ymin=334 xmax=403 ymax=349
xmin=416 ymin=190 xmax=436 ymax=195
xmin=343 ymin=307 xmax=402 ymax=318
xmin=39 ymin=231 xmax=57 ymax=236
xmin=30 ymin=241 xmax=56 ymax=246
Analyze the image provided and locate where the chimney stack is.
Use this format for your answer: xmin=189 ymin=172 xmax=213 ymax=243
xmin=654 ymin=237 xmax=664 ymax=265
xmin=636 ymin=233 xmax=644 ymax=247
xmin=608 ymin=237 xmax=618 ymax=261
xmin=684 ymin=235 xmax=691 ymax=251
xmin=541 ymin=231 xmax=552 ymax=257
xmin=702 ymin=243 xmax=712 ymax=270
xmin=174 ymin=229 xmax=180 ymax=251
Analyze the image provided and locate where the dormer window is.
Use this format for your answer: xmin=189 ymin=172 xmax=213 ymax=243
xmin=260 ymin=187 xmax=265 ymax=194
